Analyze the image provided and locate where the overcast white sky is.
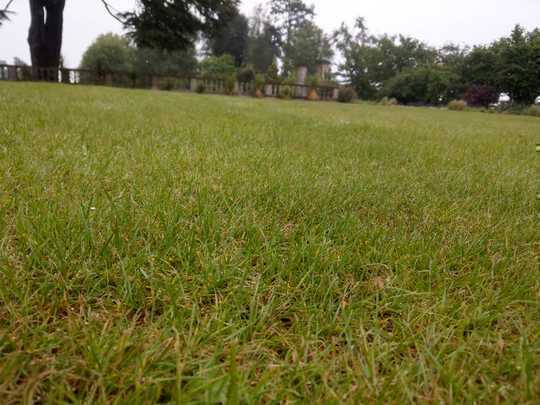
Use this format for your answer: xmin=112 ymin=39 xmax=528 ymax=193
xmin=1 ymin=0 xmax=539 ymax=67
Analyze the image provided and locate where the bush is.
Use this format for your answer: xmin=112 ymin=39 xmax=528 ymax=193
xmin=225 ymin=74 xmax=236 ymax=95
xmin=448 ymin=100 xmax=466 ymax=111
xmin=237 ymin=66 xmax=255 ymax=83
xmin=195 ymin=83 xmax=206 ymax=94
xmin=380 ymin=97 xmax=398 ymax=106
xmin=278 ymin=85 xmax=292 ymax=99
xmin=382 ymin=66 xmax=460 ymax=105
xmin=80 ymin=33 xmax=134 ymax=73
xmin=525 ymin=105 xmax=540 ymax=117
xmin=464 ymin=85 xmax=499 ymax=108
xmin=307 ymin=75 xmax=320 ymax=89
xmin=253 ymin=73 xmax=266 ymax=97
xmin=337 ymin=87 xmax=356 ymax=103
xmin=266 ymin=59 xmax=279 ymax=82
xmin=200 ymin=54 xmax=236 ymax=79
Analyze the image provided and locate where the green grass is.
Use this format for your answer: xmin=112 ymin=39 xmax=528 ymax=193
xmin=0 ymin=82 xmax=539 ymax=403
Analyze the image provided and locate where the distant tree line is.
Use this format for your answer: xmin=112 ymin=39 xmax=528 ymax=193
xmin=335 ymin=18 xmax=540 ymax=106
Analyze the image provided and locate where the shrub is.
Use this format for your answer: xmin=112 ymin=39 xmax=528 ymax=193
xmin=525 ymin=105 xmax=540 ymax=117
xmin=337 ymin=87 xmax=356 ymax=103
xmin=195 ymin=83 xmax=206 ymax=94
xmin=464 ymin=85 xmax=499 ymax=108
xmin=448 ymin=100 xmax=466 ymax=111
xmin=200 ymin=54 xmax=236 ymax=79
xmin=307 ymin=75 xmax=320 ymax=89
xmin=225 ymin=74 xmax=236 ymax=95
xmin=252 ymin=73 xmax=266 ymax=97
xmin=382 ymin=66 xmax=460 ymax=105
xmin=237 ymin=66 xmax=255 ymax=83
xmin=266 ymin=59 xmax=279 ymax=82
xmin=278 ymin=85 xmax=292 ymax=99
xmin=80 ymin=33 xmax=134 ymax=73
xmin=380 ymin=97 xmax=398 ymax=106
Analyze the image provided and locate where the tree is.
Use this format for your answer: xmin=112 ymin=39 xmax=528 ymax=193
xmin=462 ymin=46 xmax=498 ymax=88
xmin=287 ymin=21 xmax=333 ymax=73
xmin=335 ymin=18 xmax=437 ymax=100
xmin=199 ymin=54 xmax=236 ymax=78
xmin=383 ymin=65 xmax=460 ymax=105
xmin=269 ymin=0 xmax=315 ymax=74
xmin=2 ymin=0 xmax=239 ymax=71
xmin=133 ymin=47 xmax=197 ymax=77
xmin=80 ymin=33 xmax=134 ymax=73
xmin=28 ymin=0 xmax=66 ymax=68
xmin=207 ymin=12 xmax=249 ymax=67
xmin=13 ymin=57 xmax=29 ymax=66
xmin=333 ymin=18 xmax=379 ymax=98
xmin=491 ymin=25 xmax=540 ymax=104
xmin=0 ymin=0 xmax=15 ymax=26
xmin=121 ymin=0 xmax=239 ymax=52
xmin=246 ymin=7 xmax=280 ymax=72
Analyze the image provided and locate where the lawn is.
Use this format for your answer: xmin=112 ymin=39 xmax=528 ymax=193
xmin=0 ymin=82 xmax=538 ymax=403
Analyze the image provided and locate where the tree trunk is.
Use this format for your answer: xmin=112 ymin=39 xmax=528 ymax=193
xmin=28 ymin=0 xmax=65 ymax=78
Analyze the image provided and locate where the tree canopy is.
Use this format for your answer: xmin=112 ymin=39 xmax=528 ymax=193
xmin=206 ymin=12 xmax=249 ymax=67
xmin=120 ymin=0 xmax=240 ymax=52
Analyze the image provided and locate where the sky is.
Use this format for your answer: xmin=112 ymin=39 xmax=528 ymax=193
xmin=1 ymin=0 xmax=540 ymax=67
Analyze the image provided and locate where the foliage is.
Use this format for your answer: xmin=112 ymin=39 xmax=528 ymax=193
xmin=199 ymin=54 xmax=236 ymax=78
xmin=270 ymin=0 xmax=315 ymax=73
xmin=254 ymin=73 xmax=266 ymax=90
xmin=337 ymin=87 xmax=357 ymax=103
xmin=448 ymin=100 xmax=467 ymax=111
xmin=207 ymin=12 xmax=249 ymax=66
xmin=266 ymin=59 xmax=279 ymax=82
xmin=286 ymin=21 xmax=334 ymax=73
xmin=306 ymin=74 xmax=320 ymax=89
xmin=224 ymin=74 xmax=236 ymax=94
xmin=278 ymin=85 xmax=292 ymax=99
xmin=80 ymin=33 xmax=134 ymax=73
xmin=334 ymin=18 xmax=437 ymax=100
xmin=13 ymin=57 xmax=29 ymax=66
xmin=463 ymin=85 xmax=499 ymax=108
xmin=490 ymin=25 xmax=540 ymax=104
xmin=121 ymin=0 xmax=240 ymax=52
xmin=1 ymin=82 xmax=538 ymax=403
xmin=237 ymin=66 xmax=256 ymax=83
xmin=133 ymin=47 xmax=197 ymax=78
xmin=383 ymin=65 xmax=461 ymax=105
xmin=461 ymin=46 xmax=498 ymax=88
xmin=246 ymin=8 xmax=281 ymax=73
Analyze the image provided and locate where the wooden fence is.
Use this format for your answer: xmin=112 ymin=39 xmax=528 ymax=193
xmin=0 ymin=64 xmax=340 ymax=101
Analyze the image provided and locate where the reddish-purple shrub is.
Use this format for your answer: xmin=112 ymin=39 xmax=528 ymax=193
xmin=464 ymin=85 xmax=499 ymax=107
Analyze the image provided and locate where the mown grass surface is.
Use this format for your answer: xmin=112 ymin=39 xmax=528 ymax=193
xmin=0 ymin=82 xmax=539 ymax=403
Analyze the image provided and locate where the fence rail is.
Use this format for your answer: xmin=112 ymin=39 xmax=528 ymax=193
xmin=0 ymin=64 xmax=340 ymax=101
